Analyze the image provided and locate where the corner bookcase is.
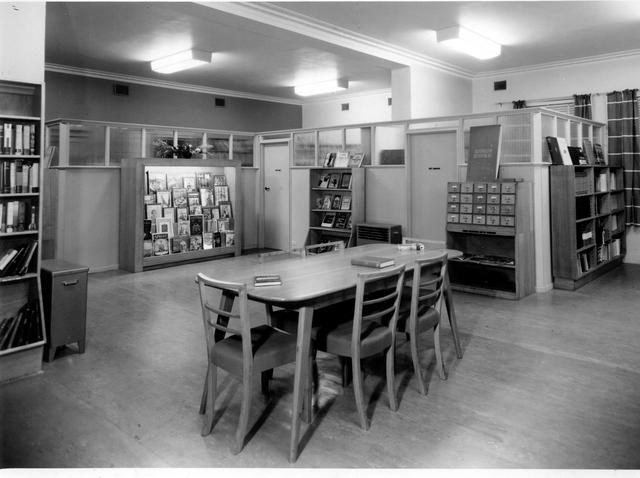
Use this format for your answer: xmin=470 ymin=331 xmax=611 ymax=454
xmin=549 ymin=165 xmax=626 ymax=290
xmin=119 ymin=157 xmax=242 ymax=272
xmin=445 ymin=180 xmax=534 ymax=299
xmin=306 ymin=167 xmax=365 ymax=248
xmin=0 ymin=80 xmax=46 ymax=383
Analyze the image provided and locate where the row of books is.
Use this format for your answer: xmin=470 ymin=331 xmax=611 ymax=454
xmin=317 ymin=172 xmax=352 ymax=189
xmin=0 ymin=201 xmax=37 ymax=233
xmin=0 ymin=300 xmax=42 ymax=351
xmin=147 ymin=170 xmax=227 ymax=193
xmin=320 ymin=211 xmax=351 ymax=229
xmin=322 ymin=152 xmax=364 ymax=168
xmin=145 ymin=185 xmax=230 ymax=209
xmin=578 ymin=238 xmax=622 ymax=273
xmin=145 ymin=231 xmax=235 ymax=257
xmin=146 ymin=215 xmax=234 ymax=238
xmin=146 ymin=202 xmax=232 ymax=224
xmin=315 ymin=194 xmax=351 ymax=211
xmin=0 ymin=240 xmax=38 ymax=277
xmin=1 ymin=123 xmax=37 ymax=156
xmin=0 ymin=160 xmax=39 ymax=194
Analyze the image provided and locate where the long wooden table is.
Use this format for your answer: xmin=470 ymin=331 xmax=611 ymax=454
xmin=203 ymin=243 xmax=462 ymax=462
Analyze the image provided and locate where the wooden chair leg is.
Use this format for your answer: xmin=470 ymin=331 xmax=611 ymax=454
xmin=433 ymin=323 xmax=447 ymax=380
xmin=351 ymin=357 xmax=368 ymax=430
xmin=199 ymin=364 xmax=209 ymax=414
xmin=444 ymin=275 xmax=463 ymax=359
xmin=201 ymin=365 xmax=217 ymax=436
xmin=386 ymin=345 xmax=398 ymax=412
xmin=409 ymin=330 xmax=427 ymax=395
xmin=261 ymin=369 xmax=273 ymax=397
xmin=232 ymin=372 xmax=252 ymax=454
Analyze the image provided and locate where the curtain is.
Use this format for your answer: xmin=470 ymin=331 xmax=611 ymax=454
xmin=607 ymin=89 xmax=640 ymax=226
xmin=512 ymin=100 xmax=527 ymax=109
xmin=573 ymin=94 xmax=592 ymax=119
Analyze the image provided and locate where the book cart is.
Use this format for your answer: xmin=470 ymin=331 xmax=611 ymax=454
xmin=307 ymin=166 xmax=365 ymax=248
xmin=549 ymin=165 xmax=626 ymax=290
xmin=445 ymin=180 xmax=535 ymax=299
xmin=0 ymin=80 xmax=47 ymax=383
xmin=119 ymin=158 xmax=242 ymax=272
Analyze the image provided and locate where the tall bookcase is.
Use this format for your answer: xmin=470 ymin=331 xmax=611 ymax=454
xmin=0 ymin=80 xmax=46 ymax=382
xmin=119 ymin=158 xmax=242 ymax=272
xmin=445 ymin=180 xmax=534 ymax=299
xmin=307 ymin=167 xmax=365 ymax=247
xmin=549 ymin=165 xmax=626 ymax=290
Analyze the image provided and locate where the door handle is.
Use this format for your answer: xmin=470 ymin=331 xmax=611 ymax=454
xmin=428 ymin=167 xmax=441 ymax=170
xmin=264 ymin=186 xmax=271 ymax=191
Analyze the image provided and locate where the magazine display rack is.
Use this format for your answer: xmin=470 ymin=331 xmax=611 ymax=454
xmin=119 ymin=158 xmax=242 ymax=272
xmin=306 ymin=167 xmax=365 ymax=248
xmin=549 ymin=165 xmax=626 ymax=289
xmin=0 ymin=80 xmax=47 ymax=383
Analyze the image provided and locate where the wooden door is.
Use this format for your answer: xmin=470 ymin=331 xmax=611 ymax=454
xmin=261 ymin=141 xmax=290 ymax=250
xmin=408 ymin=130 xmax=458 ymax=243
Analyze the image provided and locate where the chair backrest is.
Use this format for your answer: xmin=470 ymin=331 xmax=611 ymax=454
xmin=304 ymin=240 xmax=345 ymax=256
xmin=352 ymin=264 xmax=406 ymax=347
xmin=410 ymin=252 xmax=448 ymax=318
xmin=196 ymin=273 xmax=252 ymax=360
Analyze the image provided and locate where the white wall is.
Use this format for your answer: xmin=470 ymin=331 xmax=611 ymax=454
xmin=473 ymin=54 xmax=640 ymax=264
xmin=302 ymin=90 xmax=392 ymax=129
xmin=0 ymin=3 xmax=45 ymax=83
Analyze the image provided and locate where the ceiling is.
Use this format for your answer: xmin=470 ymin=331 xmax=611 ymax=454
xmin=44 ymin=1 xmax=640 ymax=104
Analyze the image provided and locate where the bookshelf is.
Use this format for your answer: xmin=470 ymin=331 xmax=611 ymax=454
xmin=445 ymin=180 xmax=534 ymax=299
xmin=307 ymin=167 xmax=365 ymax=248
xmin=0 ymin=80 xmax=46 ymax=383
xmin=119 ymin=158 xmax=242 ymax=272
xmin=549 ymin=165 xmax=626 ymax=290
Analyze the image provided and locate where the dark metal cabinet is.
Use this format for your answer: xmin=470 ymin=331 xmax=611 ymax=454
xmin=40 ymin=259 xmax=89 ymax=362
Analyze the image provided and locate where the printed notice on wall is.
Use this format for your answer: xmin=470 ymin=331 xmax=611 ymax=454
xmin=467 ymin=125 xmax=502 ymax=182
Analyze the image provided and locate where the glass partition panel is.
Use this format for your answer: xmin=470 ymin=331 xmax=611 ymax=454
xmin=46 ymin=123 xmax=60 ymax=167
xmin=318 ymin=129 xmax=344 ymax=163
xmin=205 ymin=134 xmax=229 ymax=160
xmin=408 ymin=120 xmax=459 ymax=130
xmin=68 ymin=123 xmax=105 ymax=166
xmin=179 ymin=131 xmax=206 ymax=159
xmin=346 ymin=127 xmax=372 ymax=165
xmin=462 ymin=116 xmax=496 ymax=163
xmin=556 ymin=118 xmax=569 ymax=140
xmin=498 ymin=113 xmax=531 ymax=163
xmin=233 ymin=135 xmax=254 ymax=167
xmin=293 ymin=131 xmax=316 ymax=166
xmin=541 ymin=113 xmax=557 ymax=163
xmin=374 ymin=125 xmax=405 ymax=165
xmin=146 ymin=128 xmax=174 ymax=158
xmin=581 ymin=123 xmax=591 ymax=145
xmin=109 ymin=126 xmax=142 ymax=165
xmin=569 ymin=120 xmax=580 ymax=146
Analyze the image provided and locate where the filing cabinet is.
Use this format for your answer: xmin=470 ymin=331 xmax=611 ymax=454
xmin=41 ymin=259 xmax=89 ymax=362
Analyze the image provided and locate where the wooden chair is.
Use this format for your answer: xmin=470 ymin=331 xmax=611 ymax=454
xmin=304 ymin=240 xmax=345 ymax=256
xmin=401 ymin=237 xmax=463 ymax=359
xmin=196 ymin=273 xmax=298 ymax=454
xmin=396 ymin=252 xmax=448 ymax=395
xmin=312 ymin=264 xmax=406 ymax=430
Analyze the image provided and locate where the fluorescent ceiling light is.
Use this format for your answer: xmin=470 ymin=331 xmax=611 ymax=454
xmin=294 ymin=78 xmax=348 ymax=97
xmin=150 ymin=49 xmax=212 ymax=74
xmin=436 ymin=26 xmax=501 ymax=60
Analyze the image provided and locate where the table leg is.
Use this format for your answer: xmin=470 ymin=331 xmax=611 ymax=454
xmin=289 ymin=305 xmax=313 ymax=463
xmin=444 ymin=271 xmax=463 ymax=359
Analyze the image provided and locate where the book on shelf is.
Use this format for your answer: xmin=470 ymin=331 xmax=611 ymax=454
xmin=211 ymin=206 xmax=220 ymax=220
xmin=176 ymin=207 xmax=189 ymax=221
xmin=340 ymin=195 xmax=351 ymax=210
xmin=163 ymin=207 xmax=175 ymax=221
xmin=156 ymin=190 xmax=171 ymax=207
xmin=202 ymin=206 xmax=213 ymax=221
xmin=214 ymin=185 xmax=229 ymax=203
xmin=205 ymin=219 xmax=217 ymax=233
xmin=253 ymin=274 xmax=282 ymax=287
xmin=155 ymin=217 xmax=174 ymax=238
xmin=594 ymin=144 xmax=605 ymax=164
xmin=597 ymin=171 xmax=608 ymax=192
xmin=546 ymin=136 xmax=573 ymax=166
xmin=166 ymin=172 xmax=183 ymax=190
xmin=350 ymin=256 xmax=395 ymax=268
xmin=3 ymin=123 xmax=12 ymax=154
xmin=145 ymin=204 xmax=162 ymax=223
xmin=224 ymin=232 xmax=235 ymax=247
xmin=172 ymin=188 xmax=188 ymax=207
xmin=467 ymin=125 xmax=502 ymax=181
xmin=331 ymin=195 xmax=342 ymax=210
xmin=218 ymin=218 xmax=233 ymax=232
xmin=314 ymin=196 xmax=324 ymax=209
xmin=187 ymin=191 xmax=200 ymax=207
xmin=219 ymin=201 xmax=233 ymax=219
xmin=320 ymin=212 xmax=336 ymax=227
xmin=15 ymin=124 xmax=23 ymax=155
xmin=322 ymin=194 xmax=333 ymax=210
xmin=182 ymin=175 xmax=196 ymax=190
xmin=327 ymin=173 xmax=340 ymax=189
xmin=200 ymin=188 xmax=215 ymax=207
xmin=568 ymin=146 xmax=586 ymax=165
xmin=213 ymin=174 xmax=227 ymax=186
xmin=190 ymin=235 xmax=203 ymax=251
xmin=213 ymin=232 xmax=222 ymax=248
xmin=172 ymin=235 xmax=190 ymax=254
xmin=189 ymin=204 xmax=202 ymax=216
xmin=334 ymin=212 xmax=350 ymax=229
xmin=196 ymin=172 xmax=214 ymax=189
xmin=348 ymin=152 xmax=364 ymax=168
xmin=177 ymin=220 xmax=190 ymax=236
xmin=339 ymin=172 xmax=352 ymax=189
xmin=611 ymin=238 xmax=621 ymax=256
xmin=147 ymin=172 xmax=167 ymax=193
xmin=582 ymin=139 xmax=596 ymax=165
xmin=144 ymin=194 xmax=156 ymax=205
xmin=317 ymin=174 xmax=331 ymax=188
xmin=323 ymin=152 xmax=336 ymax=167
xmin=189 ymin=215 xmax=204 ymax=235
xmin=333 ymin=151 xmax=350 ymax=168
xmin=152 ymin=232 xmax=170 ymax=256
xmin=203 ymin=232 xmax=214 ymax=250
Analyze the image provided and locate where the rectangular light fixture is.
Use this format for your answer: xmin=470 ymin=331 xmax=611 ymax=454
xmin=436 ymin=26 xmax=501 ymax=60
xmin=294 ymin=78 xmax=348 ymax=97
xmin=150 ymin=49 xmax=212 ymax=74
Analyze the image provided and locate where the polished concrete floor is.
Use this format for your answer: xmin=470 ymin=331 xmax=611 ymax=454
xmin=2 ymin=259 xmax=640 ymax=469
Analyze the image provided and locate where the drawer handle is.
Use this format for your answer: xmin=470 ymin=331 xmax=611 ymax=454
xmin=62 ymin=279 xmax=79 ymax=286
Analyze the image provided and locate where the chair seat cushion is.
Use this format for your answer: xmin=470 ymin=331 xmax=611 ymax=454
xmin=212 ymin=324 xmax=298 ymax=376
xmin=313 ymin=319 xmax=392 ymax=358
